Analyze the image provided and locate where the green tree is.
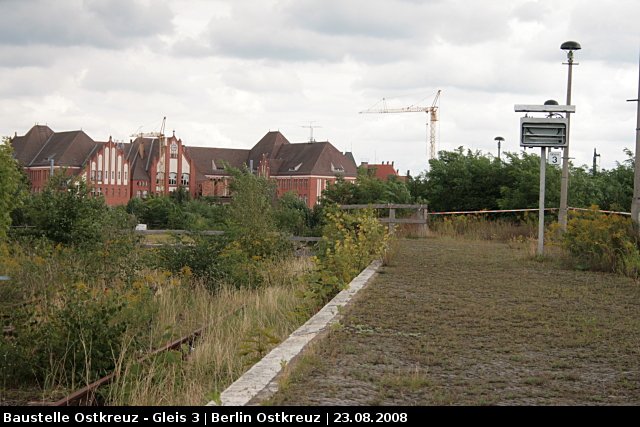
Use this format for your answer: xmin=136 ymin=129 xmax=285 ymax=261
xmin=498 ymin=151 xmax=561 ymax=209
xmin=0 ymin=137 xmax=26 ymax=239
xmin=425 ymin=147 xmax=505 ymax=211
xmin=23 ymin=171 xmax=109 ymax=246
xmin=275 ymin=191 xmax=313 ymax=236
xmin=322 ymin=176 xmax=357 ymax=205
xmin=226 ymin=167 xmax=289 ymax=259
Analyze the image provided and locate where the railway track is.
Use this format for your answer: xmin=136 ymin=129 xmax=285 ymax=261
xmin=50 ymin=328 xmax=204 ymax=406
xmin=44 ymin=304 xmax=246 ymax=406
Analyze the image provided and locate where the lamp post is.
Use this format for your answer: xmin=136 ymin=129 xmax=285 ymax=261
xmin=494 ymin=136 xmax=504 ymax=161
xmin=558 ymin=40 xmax=581 ymax=231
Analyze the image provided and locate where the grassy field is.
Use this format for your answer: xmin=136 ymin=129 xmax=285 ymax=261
xmin=268 ymin=236 xmax=640 ymax=405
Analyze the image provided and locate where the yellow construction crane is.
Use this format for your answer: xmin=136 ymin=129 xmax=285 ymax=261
xmin=359 ymin=90 xmax=441 ymax=164
xmin=130 ymin=116 xmax=167 ymax=146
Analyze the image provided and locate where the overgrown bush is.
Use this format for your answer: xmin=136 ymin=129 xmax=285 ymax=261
xmin=304 ymin=206 xmax=388 ymax=306
xmin=0 ymin=240 xmax=156 ymax=388
xmin=562 ymin=207 xmax=640 ymax=277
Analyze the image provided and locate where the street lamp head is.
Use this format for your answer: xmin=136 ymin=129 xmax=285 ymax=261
xmin=561 ymin=41 xmax=581 ymax=62
xmin=561 ymin=41 xmax=581 ymax=51
xmin=494 ymin=136 xmax=505 ymax=142
xmin=544 ymin=99 xmax=559 ymax=105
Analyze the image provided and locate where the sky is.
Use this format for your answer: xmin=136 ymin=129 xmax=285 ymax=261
xmin=1 ymin=0 xmax=638 ymax=176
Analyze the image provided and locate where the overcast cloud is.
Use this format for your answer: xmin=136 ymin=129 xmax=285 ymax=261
xmin=1 ymin=0 xmax=638 ymax=175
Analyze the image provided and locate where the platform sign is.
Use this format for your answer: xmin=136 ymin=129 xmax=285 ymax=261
xmin=549 ymin=151 xmax=562 ymax=166
xmin=520 ymin=117 xmax=568 ymax=148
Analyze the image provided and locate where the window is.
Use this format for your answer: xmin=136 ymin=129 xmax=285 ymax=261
xmin=169 ymin=172 xmax=177 ymax=186
xmin=170 ymin=142 xmax=178 ymax=159
xmin=118 ymin=171 xmax=121 ymax=180
xmin=112 ymin=171 xmax=115 ymax=180
xmin=90 ymin=170 xmax=96 ymax=181
xmin=97 ymin=170 xmax=103 ymax=181
xmin=181 ymin=173 xmax=190 ymax=186
xmin=156 ymin=172 xmax=164 ymax=184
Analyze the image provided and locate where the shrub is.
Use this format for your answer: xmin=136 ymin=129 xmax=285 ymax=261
xmin=305 ymin=206 xmax=388 ymax=306
xmin=563 ymin=207 xmax=640 ymax=276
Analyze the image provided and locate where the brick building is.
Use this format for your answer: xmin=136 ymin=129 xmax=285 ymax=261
xmin=360 ymin=161 xmax=407 ymax=182
xmin=11 ymin=125 xmax=357 ymax=208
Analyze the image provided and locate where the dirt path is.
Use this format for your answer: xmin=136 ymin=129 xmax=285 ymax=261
xmin=268 ymin=237 xmax=640 ymax=405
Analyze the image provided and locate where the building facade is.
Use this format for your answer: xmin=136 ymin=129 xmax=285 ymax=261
xmin=11 ymin=125 xmax=357 ymax=208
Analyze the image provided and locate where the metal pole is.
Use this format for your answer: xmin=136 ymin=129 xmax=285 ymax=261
xmin=538 ymin=147 xmax=547 ymax=256
xmin=631 ymin=53 xmax=640 ymax=227
xmin=498 ymin=140 xmax=501 ymax=161
xmin=559 ymin=51 xmax=575 ymax=230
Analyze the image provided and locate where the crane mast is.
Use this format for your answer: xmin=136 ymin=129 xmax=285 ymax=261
xmin=359 ymin=90 xmax=441 ymax=165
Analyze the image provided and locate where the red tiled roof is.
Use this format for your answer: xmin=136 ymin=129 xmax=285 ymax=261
xmin=364 ymin=163 xmax=401 ymax=181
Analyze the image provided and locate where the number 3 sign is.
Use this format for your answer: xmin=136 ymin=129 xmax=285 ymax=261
xmin=549 ymin=151 xmax=562 ymax=166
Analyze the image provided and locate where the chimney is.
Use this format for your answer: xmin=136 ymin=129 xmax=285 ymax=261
xmin=406 ymin=170 xmax=410 ymax=177
xmin=392 ymin=161 xmax=394 ymax=166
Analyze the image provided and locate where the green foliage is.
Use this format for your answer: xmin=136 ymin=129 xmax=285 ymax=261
xmin=18 ymin=172 xmax=112 ymax=247
xmin=155 ymin=168 xmax=291 ymax=291
xmin=322 ymin=173 xmax=411 ymax=206
xmin=126 ymin=195 xmax=227 ymax=231
xmin=0 ymin=239 xmax=155 ymax=388
xmin=562 ymin=207 xmax=640 ymax=277
xmin=239 ymin=327 xmax=280 ymax=366
xmin=226 ymin=167 xmax=291 ymax=260
xmin=497 ymin=151 xmax=560 ymax=209
xmin=426 ymin=148 xmax=505 ymax=211
xmin=415 ymin=147 xmax=633 ymax=213
xmin=0 ymin=137 xmax=27 ymax=240
xmin=303 ymin=206 xmax=389 ymax=307
xmin=154 ymin=233 xmax=265 ymax=291
xmin=274 ymin=192 xmax=321 ymax=236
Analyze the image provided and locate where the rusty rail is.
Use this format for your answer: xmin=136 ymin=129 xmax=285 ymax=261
xmin=51 ymin=305 xmax=246 ymax=406
xmin=51 ymin=328 xmax=205 ymax=406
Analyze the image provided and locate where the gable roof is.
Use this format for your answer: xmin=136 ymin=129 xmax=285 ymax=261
xmin=124 ymin=137 xmax=162 ymax=181
xmin=186 ymin=146 xmax=250 ymax=179
xmin=27 ymin=130 xmax=96 ymax=168
xmin=11 ymin=125 xmax=54 ymax=165
xmin=248 ymin=131 xmax=290 ymax=166
xmin=270 ymin=141 xmax=357 ymax=177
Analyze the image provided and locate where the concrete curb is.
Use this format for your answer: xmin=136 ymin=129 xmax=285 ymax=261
xmin=207 ymin=259 xmax=382 ymax=406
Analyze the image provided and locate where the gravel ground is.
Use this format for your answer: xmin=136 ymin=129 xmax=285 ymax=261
xmin=267 ymin=237 xmax=640 ymax=406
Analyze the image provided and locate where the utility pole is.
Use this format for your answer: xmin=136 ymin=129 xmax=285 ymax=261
xmin=630 ymin=53 xmax=640 ymax=227
xmin=558 ymin=41 xmax=581 ymax=231
xmin=495 ymin=136 xmax=504 ymax=162
xmin=592 ymin=148 xmax=600 ymax=176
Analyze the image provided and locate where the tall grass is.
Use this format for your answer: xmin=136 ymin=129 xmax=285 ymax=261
xmin=428 ymin=214 xmax=537 ymax=242
xmin=106 ymin=257 xmax=312 ymax=405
